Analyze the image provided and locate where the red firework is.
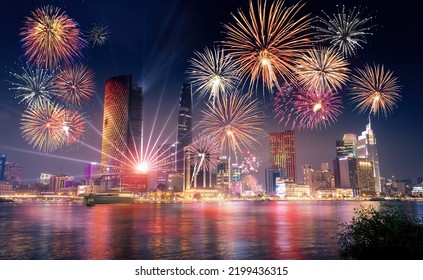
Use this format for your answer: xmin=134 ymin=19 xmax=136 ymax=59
xmin=54 ymin=64 xmax=95 ymax=107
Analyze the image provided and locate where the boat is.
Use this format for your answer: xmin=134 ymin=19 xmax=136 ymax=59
xmin=85 ymin=194 xmax=95 ymax=207
xmin=0 ymin=197 xmax=14 ymax=203
xmin=90 ymin=192 xmax=134 ymax=204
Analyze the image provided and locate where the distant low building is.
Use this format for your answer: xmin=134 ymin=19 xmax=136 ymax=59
xmin=0 ymin=182 xmax=14 ymax=195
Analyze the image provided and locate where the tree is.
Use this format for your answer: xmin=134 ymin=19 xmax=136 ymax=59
xmin=339 ymin=203 xmax=423 ymax=259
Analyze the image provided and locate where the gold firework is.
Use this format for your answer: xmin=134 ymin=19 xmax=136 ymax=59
xmin=350 ymin=64 xmax=401 ymax=117
xmin=222 ymin=0 xmax=313 ymax=93
xmin=295 ymin=47 xmax=349 ymax=92
xmin=199 ymin=91 xmax=265 ymax=155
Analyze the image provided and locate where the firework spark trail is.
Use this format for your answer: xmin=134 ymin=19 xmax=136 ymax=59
xmin=54 ymin=64 xmax=95 ymax=107
xmin=313 ymin=5 xmax=375 ymax=57
xmin=20 ymin=5 xmax=87 ymax=68
xmin=187 ymin=46 xmax=240 ymax=103
xmin=349 ymin=64 xmax=401 ymax=117
xmin=20 ymin=101 xmax=67 ymax=153
xmin=222 ymin=0 xmax=313 ymax=93
xmin=295 ymin=47 xmax=349 ymax=92
xmin=86 ymin=23 xmax=110 ymax=47
xmin=199 ymin=91 xmax=265 ymax=159
xmin=8 ymin=63 xmax=57 ymax=108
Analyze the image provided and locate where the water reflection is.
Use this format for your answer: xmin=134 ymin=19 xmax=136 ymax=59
xmin=0 ymin=201 xmax=422 ymax=260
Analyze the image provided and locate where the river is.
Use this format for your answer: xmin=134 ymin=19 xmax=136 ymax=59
xmin=1 ymin=200 xmax=423 ymax=260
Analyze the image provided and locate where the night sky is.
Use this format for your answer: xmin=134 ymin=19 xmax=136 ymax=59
xmin=0 ymin=0 xmax=422 ymax=185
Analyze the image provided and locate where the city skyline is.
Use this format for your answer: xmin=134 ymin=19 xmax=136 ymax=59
xmin=0 ymin=0 xmax=421 ymax=185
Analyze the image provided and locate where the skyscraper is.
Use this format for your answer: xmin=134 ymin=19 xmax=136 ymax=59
xmin=357 ymin=120 xmax=381 ymax=194
xmin=100 ymin=75 xmax=143 ymax=174
xmin=336 ymin=133 xmax=357 ymax=157
xmin=176 ymin=83 xmax=192 ymax=173
xmin=269 ymin=130 xmax=296 ymax=182
xmin=0 ymin=155 xmax=6 ymax=181
xmin=333 ymin=157 xmax=358 ymax=191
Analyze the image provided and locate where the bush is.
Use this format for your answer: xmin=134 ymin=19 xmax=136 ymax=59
xmin=339 ymin=203 xmax=423 ymax=259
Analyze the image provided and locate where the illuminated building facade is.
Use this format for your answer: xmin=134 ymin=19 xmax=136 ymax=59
xmin=269 ymin=130 xmax=296 ymax=182
xmin=336 ymin=133 xmax=357 ymax=157
xmin=334 ymin=157 xmax=358 ymax=191
xmin=176 ymin=83 xmax=192 ymax=173
xmin=357 ymin=120 xmax=381 ymax=194
xmin=356 ymin=158 xmax=375 ymax=195
xmin=265 ymin=168 xmax=285 ymax=195
xmin=100 ymin=75 xmax=143 ymax=174
xmin=216 ymin=156 xmax=229 ymax=190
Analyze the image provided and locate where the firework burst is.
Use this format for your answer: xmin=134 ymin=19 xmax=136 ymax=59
xmin=54 ymin=64 xmax=95 ymax=107
xmin=222 ymin=0 xmax=313 ymax=93
xmin=186 ymin=134 xmax=221 ymax=173
xmin=20 ymin=101 xmax=67 ymax=153
xmin=294 ymin=88 xmax=343 ymax=130
xmin=86 ymin=23 xmax=110 ymax=47
xmin=61 ymin=108 xmax=88 ymax=148
xmin=313 ymin=5 xmax=375 ymax=57
xmin=20 ymin=5 xmax=87 ymax=68
xmin=273 ymin=85 xmax=343 ymax=130
xmin=349 ymin=64 xmax=401 ymax=117
xmin=295 ymin=47 xmax=349 ymax=92
xmin=8 ymin=62 xmax=57 ymax=108
xmin=187 ymin=46 xmax=239 ymax=103
xmin=199 ymin=91 xmax=265 ymax=155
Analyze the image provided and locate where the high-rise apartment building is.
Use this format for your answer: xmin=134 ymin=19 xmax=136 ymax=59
xmin=357 ymin=120 xmax=381 ymax=194
xmin=269 ymin=130 xmax=296 ymax=182
xmin=176 ymin=83 xmax=192 ymax=173
xmin=101 ymin=75 xmax=143 ymax=174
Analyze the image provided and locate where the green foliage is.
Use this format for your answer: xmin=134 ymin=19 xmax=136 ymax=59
xmin=339 ymin=203 xmax=423 ymax=259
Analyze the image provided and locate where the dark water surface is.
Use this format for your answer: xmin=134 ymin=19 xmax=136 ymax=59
xmin=1 ymin=200 xmax=423 ymax=260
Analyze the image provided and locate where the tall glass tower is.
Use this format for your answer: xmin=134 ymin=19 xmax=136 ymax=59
xmin=357 ymin=119 xmax=381 ymax=194
xmin=176 ymin=83 xmax=192 ymax=173
xmin=101 ymin=75 xmax=143 ymax=174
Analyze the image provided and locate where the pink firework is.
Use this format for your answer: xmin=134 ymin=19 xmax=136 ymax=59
xmin=54 ymin=64 xmax=95 ymax=107
xmin=20 ymin=5 xmax=87 ymax=68
xmin=272 ymin=82 xmax=297 ymax=127
xmin=294 ymin=88 xmax=343 ymax=130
